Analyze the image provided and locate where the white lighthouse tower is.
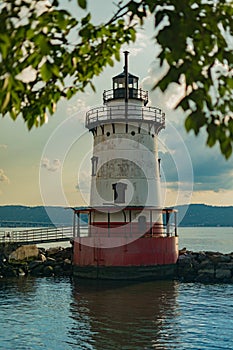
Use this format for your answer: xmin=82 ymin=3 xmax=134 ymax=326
xmin=72 ymin=52 xmax=178 ymax=279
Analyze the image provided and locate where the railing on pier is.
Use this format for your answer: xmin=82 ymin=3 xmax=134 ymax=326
xmin=0 ymin=220 xmax=62 ymax=228
xmin=0 ymin=226 xmax=73 ymax=245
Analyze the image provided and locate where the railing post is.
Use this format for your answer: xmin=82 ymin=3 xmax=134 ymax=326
xmin=150 ymin=209 xmax=153 ymax=236
xmin=174 ymin=211 xmax=177 ymax=237
xmin=77 ymin=212 xmax=80 ymax=238
xmin=166 ymin=210 xmax=170 ymax=237
xmin=129 ymin=209 xmax=132 ymax=237
xmin=73 ymin=211 xmax=76 ymax=238
xmin=89 ymin=210 xmax=92 ymax=237
xmin=108 ymin=211 xmax=110 ymax=237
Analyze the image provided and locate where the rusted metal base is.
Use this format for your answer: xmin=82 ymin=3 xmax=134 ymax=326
xmin=72 ymin=236 xmax=178 ymax=280
xmin=73 ymin=263 xmax=177 ymax=280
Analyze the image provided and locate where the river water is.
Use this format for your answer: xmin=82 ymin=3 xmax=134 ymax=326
xmin=1 ymin=227 xmax=233 ymax=350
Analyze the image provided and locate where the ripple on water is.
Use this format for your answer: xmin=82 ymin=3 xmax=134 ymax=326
xmin=0 ymin=278 xmax=233 ymax=349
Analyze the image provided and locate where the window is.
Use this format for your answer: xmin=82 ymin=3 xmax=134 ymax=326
xmin=91 ymin=156 xmax=98 ymax=176
xmin=112 ymin=182 xmax=127 ymax=204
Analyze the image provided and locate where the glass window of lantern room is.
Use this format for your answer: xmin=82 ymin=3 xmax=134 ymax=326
xmin=129 ymin=78 xmax=133 ymax=88
xmin=133 ymin=78 xmax=138 ymax=89
xmin=117 ymin=78 xmax=125 ymax=89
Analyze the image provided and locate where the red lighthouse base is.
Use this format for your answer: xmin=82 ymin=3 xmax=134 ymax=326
xmin=72 ymin=236 xmax=178 ymax=280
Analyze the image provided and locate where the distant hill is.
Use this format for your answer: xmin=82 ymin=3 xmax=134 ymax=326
xmin=0 ymin=205 xmax=74 ymax=227
xmin=0 ymin=204 xmax=232 ymax=227
xmin=175 ymin=204 xmax=233 ymax=227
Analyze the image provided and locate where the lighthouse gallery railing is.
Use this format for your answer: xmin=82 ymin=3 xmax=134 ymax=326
xmin=85 ymin=104 xmax=165 ymax=129
xmin=71 ymin=207 xmax=177 ymax=238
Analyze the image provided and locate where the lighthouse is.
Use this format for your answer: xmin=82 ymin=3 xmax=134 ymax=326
xmin=72 ymin=52 xmax=178 ymax=279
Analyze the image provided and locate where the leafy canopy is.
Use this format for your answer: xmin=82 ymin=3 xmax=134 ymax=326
xmin=0 ymin=0 xmax=232 ymax=158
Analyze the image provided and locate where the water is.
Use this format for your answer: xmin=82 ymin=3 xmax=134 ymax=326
xmin=179 ymin=226 xmax=233 ymax=253
xmin=1 ymin=227 xmax=233 ymax=350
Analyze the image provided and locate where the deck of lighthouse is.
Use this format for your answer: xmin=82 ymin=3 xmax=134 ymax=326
xmin=85 ymin=102 xmax=165 ymax=131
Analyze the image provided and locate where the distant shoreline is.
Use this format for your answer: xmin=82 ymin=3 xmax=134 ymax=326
xmin=0 ymin=204 xmax=233 ymax=227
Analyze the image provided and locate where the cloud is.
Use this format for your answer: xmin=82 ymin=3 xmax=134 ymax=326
xmin=76 ymin=170 xmax=91 ymax=194
xmin=142 ymin=64 xmax=233 ymax=196
xmin=0 ymin=144 xmax=7 ymax=149
xmin=160 ymin=124 xmax=233 ymax=193
xmin=66 ymin=98 xmax=90 ymax=122
xmin=41 ymin=158 xmax=61 ymax=172
xmin=0 ymin=169 xmax=10 ymax=183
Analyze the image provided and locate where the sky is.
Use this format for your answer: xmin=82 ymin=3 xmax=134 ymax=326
xmin=0 ymin=0 xmax=233 ymax=208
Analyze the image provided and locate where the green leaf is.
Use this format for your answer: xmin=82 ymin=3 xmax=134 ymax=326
xmin=81 ymin=13 xmax=91 ymax=26
xmin=1 ymin=92 xmax=11 ymax=112
xmin=220 ymin=138 xmax=232 ymax=159
xmin=206 ymin=134 xmax=216 ymax=147
xmin=40 ymin=62 xmax=52 ymax=81
xmin=51 ymin=64 xmax=60 ymax=78
xmin=77 ymin=0 xmax=87 ymax=10
xmin=185 ymin=115 xmax=193 ymax=132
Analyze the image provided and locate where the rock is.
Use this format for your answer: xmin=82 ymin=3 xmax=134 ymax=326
xmin=45 ymin=258 xmax=57 ymax=267
xmin=28 ymin=260 xmax=43 ymax=270
xmin=177 ymin=255 xmax=193 ymax=267
xmin=18 ymin=268 xmax=26 ymax=277
xmin=30 ymin=263 xmax=44 ymax=276
xmin=198 ymin=259 xmax=214 ymax=270
xmin=53 ymin=265 xmax=63 ymax=276
xmin=46 ymin=247 xmax=62 ymax=257
xmin=216 ymin=269 xmax=231 ymax=280
xmin=205 ymin=251 xmax=220 ymax=256
xmin=64 ymin=258 xmax=71 ymax=265
xmin=179 ymin=247 xmax=187 ymax=255
xmin=9 ymin=245 xmax=39 ymax=261
xmin=47 ymin=247 xmax=72 ymax=260
xmin=1 ymin=265 xmax=18 ymax=277
xmin=47 ymin=257 xmax=56 ymax=262
xmin=209 ymin=254 xmax=231 ymax=264
xmin=196 ymin=252 xmax=207 ymax=262
xmin=43 ymin=265 xmax=54 ymax=276
xmin=217 ymin=262 xmax=233 ymax=270
xmin=196 ymin=268 xmax=215 ymax=283
xmin=38 ymin=253 xmax=47 ymax=262
xmin=198 ymin=268 xmax=215 ymax=275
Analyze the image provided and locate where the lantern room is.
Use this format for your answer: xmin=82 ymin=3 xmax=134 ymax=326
xmin=103 ymin=51 xmax=148 ymax=105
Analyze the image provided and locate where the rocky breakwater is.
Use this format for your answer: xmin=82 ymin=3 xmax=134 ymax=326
xmin=0 ymin=244 xmax=72 ymax=278
xmin=177 ymin=248 xmax=233 ymax=283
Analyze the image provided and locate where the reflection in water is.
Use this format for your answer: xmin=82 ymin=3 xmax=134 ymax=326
xmin=1 ymin=277 xmax=233 ymax=349
xmin=69 ymin=279 xmax=181 ymax=349
xmin=0 ymin=276 xmax=37 ymax=298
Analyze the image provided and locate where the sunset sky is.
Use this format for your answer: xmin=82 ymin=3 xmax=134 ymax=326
xmin=0 ymin=0 xmax=232 ymax=208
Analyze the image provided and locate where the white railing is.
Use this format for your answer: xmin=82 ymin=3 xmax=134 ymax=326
xmin=86 ymin=104 xmax=165 ymax=129
xmin=0 ymin=226 xmax=74 ymax=245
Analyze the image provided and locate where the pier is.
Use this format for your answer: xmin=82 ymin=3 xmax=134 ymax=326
xmin=0 ymin=226 xmax=74 ymax=245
